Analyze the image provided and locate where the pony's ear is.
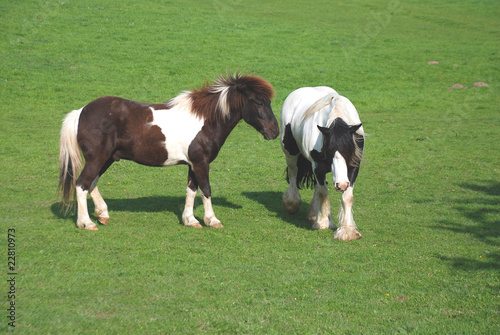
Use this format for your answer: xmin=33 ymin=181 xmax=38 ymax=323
xmin=317 ymin=125 xmax=331 ymax=134
xmin=350 ymin=123 xmax=362 ymax=133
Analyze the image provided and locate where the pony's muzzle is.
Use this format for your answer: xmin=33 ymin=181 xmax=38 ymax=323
xmin=262 ymin=123 xmax=280 ymax=140
xmin=335 ymin=181 xmax=349 ymax=192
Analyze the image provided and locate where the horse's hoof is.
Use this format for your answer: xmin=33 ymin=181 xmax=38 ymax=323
xmin=283 ymin=202 xmax=301 ymax=215
xmin=98 ymin=217 xmax=109 ymax=225
xmin=210 ymin=222 xmax=223 ymax=228
xmin=186 ymin=222 xmax=203 ymax=228
xmin=334 ymin=228 xmax=362 ymax=241
xmin=85 ymin=225 xmax=98 ymax=231
xmin=312 ymin=222 xmax=330 ymax=230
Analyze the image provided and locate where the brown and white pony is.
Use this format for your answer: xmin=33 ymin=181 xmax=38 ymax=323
xmin=59 ymin=74 xmax=278 ymax=230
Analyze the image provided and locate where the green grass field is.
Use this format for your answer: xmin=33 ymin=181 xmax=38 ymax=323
xmin=1 ymin=0 xmax=499 ymax=333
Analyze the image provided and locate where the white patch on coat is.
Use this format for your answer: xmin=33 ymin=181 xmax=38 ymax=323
xmin=332 ymin=151 xmax=349 ymax=190
xmin=149 ymin=96 xmax=205 ymax=166
xmin=281 ymin=86 xmax=364 ymax=162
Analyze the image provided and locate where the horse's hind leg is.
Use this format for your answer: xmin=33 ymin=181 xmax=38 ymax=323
xmin=89 ymin=158 xmax=114 ymax=225
xmin=90 ymin=186 xmax=109 ymax=225
xmin=75 ymin=158 xmax=113 ymax=230
xmin=283 ymin=153 xmax=301 ymax=214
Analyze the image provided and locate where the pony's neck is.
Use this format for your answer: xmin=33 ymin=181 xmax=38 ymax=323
xmin=203 ymin=110 xmax=243 ymax=150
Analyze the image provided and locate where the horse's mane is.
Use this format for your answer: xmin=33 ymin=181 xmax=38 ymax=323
xmin=304 ymin=93 xmax=364 ymax=167
xmin=301 ymin=92 xmax=338 ymax=123
xmin=322 ymin=118 xmax=364 ymax=168
xmin=167 ymin=73 xmax=274 ymax=124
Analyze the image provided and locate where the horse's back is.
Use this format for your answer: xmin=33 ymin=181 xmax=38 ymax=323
xmin=281 ymin=87 xmax=338 ymax=126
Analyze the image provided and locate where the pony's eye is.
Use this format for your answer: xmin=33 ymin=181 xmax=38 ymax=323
xmin=255 ymin=101 xmax=263 ymax=106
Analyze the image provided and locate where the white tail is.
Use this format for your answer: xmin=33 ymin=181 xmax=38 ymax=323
xmin=58 ymin=108 xmax=83 ymax=212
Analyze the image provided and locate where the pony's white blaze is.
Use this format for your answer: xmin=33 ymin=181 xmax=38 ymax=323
xmin=332 ymin=151 xmax=349 ymax=191
xmin=149 ymin=105 xmax=204 ymax=166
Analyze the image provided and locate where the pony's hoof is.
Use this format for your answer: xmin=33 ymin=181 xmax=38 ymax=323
xmin=205 ymin=217 xmax=223 ymax=228
xmin=334 ymin=227 xmax=362 ymax=241
xmin=98 ymin=217 xmax=109 ymax=225
xmin=210 ymin=221 xmax=223 ymax=228
xmin=312 ymin=221 xmax=330 ymax=230
xmin=186 ymin=222 xmax=203 ymax=228
xmin=283 ymin=193 xmax=301 ymax=214
xmin=85 ymin=225 xmax=98 ymax=231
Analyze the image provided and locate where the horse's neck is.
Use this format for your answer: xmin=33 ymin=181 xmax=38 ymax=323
xmin=204 ymin=112 xmax=243 ymax=145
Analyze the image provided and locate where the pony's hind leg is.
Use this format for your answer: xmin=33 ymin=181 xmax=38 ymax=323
xmin=89 ymin=158 xmax=113 ymax=225
xmin=75 ymin=158 xmax=113 ymax=230
xmin=76 ymin=185 xmax=97 ymax=230
xmin=283 ymin=154 xmax=301 ymax=214
xmin=90 ymin=185 xmax=109 ymax=225
xmin=334 ymin=187 xmax=362 ymax=241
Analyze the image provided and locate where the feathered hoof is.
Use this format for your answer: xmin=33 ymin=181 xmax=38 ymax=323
xmin=312 ymin=220 xmax=333 ymax=230
xmin=283 ymin=193 xmax=301 ymax=214
xmin=209 ymin=222 xmax=223 ymax=228
xmin=283 ymin=198 xmax=301 ymax=214
xmin=98 ymin=217 xmax=109 ymax=225
xmin=334 ymin=227 xmax=362 ymax=241
xmin=205 ymin=217 xmax=223 ymax=228
xmin=85 ymin=225 xmax=98 ymax=231
xmin=185 ymin=221 xmax=203 ymax=228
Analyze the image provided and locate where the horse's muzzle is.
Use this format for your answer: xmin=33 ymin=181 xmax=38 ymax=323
xmin=262 ymin=123 xmax=280 ymax=140
xmin=335 ymin=181 xmax=349 ymax=192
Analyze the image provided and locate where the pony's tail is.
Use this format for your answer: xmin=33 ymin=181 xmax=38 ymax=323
xmin=285 ymin=154 xmax=316 ymax=190
xmin=58 ymin=108 xmax=83 ymax=214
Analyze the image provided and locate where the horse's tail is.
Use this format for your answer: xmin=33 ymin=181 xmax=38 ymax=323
xmin=58 ymin=108 xmax=83 ymax=213
xmin=286 ymin=154 xmax=316 ymax=190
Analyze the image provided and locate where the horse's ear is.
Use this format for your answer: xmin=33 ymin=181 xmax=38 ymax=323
xmin=317 ymin=125 xmax=331 ymax=134
xmin=350 ymin=123 xmax=362 ymax=133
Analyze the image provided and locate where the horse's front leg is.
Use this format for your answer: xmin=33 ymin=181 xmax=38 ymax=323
xmin=194 ymin=163 xmax=223 ymax=228
xmin=182 ymin=167 xmax=203 ymax=228
xmin=334 ymin=187 xmax=362 ymax=241
xmin=310 ymin=183 xmax=334 ymax=230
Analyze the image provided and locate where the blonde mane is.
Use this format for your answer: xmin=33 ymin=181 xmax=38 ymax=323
xmin=301 ymin=92 xmax=339 ymax=123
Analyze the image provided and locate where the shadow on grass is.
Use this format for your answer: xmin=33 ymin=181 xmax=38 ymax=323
xmin=428 ymin=180 xmax=499 ymax=271
xmin=241 ymin=191 xmax=313 ymax=230
xmin=51 ymin=195 xmax=242 ymax=226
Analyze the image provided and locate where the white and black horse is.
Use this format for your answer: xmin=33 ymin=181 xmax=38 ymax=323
xmin=59 ymin=74 xmax=279 ymax=230
xmin=280 ymin=86 xmax=364 ymax=241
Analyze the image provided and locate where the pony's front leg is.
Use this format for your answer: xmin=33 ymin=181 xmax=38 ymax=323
xmin=191 ymin=163 xmax=223 ymax=228
xmin=201 ymin=193 xmax=223 ymax=228
xmin=310 ymin=184 xmax=334 ymax=230
xmin=283 ymin=154 xmax=301 ymax=214
xmin=334 ymin=187 xmax=362 ymax=241
xmin=182 ymin=168 xmax=203 ymax=228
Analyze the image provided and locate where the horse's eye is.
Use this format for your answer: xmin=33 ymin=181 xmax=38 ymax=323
xmin=255 ymin=101 xmax=263 ymax=106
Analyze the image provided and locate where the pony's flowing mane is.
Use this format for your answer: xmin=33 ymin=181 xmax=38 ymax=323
xmin=301 ymin=92 xmax=339 ymax=123
xmin=167 ymin=73 xmax=275 ymax=124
